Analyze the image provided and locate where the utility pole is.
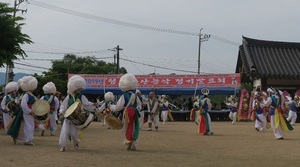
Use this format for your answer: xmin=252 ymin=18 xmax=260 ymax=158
xmin=197 ymin=28 xmax=210 ymax=74
xmin=113 ymin=54 xmax=116 ymax=73
xmin=115 ymin=45 xmax=123 ymax=74
xmin=5 ymin=0 xmax=28 ymax=85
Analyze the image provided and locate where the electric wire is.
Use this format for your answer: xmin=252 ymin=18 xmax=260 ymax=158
xmin=13 ymin=0 xmax=241 ymax=74
xmin=119 ymin=57 xmax=199 ymax=74
xmin=28 ymin=1 xmax=240 ymax=46
xmin=29 ymin=0 xmax=199 ymax=36
xmin=14 ymin=61 xmax=49 ymax=70
xmin=120 ymin=51 xmax=145 ymax=75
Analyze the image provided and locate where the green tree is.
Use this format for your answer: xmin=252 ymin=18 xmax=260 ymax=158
xmin=34 ymin=54 xmax=127 ymax=96
xmin=0 ymin=2 xmax=32 ymax=67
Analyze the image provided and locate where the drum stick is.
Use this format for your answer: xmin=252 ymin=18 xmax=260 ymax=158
xmin=194 ymin=82 xmax=198 ymax=99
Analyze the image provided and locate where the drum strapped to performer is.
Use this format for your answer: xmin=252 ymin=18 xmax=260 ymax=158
xmin=64 ymin=101 xmax=94 ymax=130
xmin=32 ymin=99 xmax=51 ymax=124
xmin=5 ymin=100 xmax=19 ymax=116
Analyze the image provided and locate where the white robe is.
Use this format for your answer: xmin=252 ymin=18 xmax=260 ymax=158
xmin=58 ymin=95 xmax=94 ymax=148
xmin=21 ymin=93 xmax=35 ymax=143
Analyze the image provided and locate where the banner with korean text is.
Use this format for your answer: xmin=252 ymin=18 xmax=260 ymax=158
xmin=69 ymin=73 xmax=240 ymax=89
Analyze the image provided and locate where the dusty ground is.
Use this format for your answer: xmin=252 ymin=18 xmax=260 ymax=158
xmin=0 ymin=120 xmax=300 ymax=167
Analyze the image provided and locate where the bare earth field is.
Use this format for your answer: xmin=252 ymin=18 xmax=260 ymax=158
xmin=0 ymin=120 xmax=300 ymax=167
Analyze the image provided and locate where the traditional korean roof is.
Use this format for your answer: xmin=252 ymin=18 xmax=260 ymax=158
xmin=236 ymin=36 xmax=300 ymax=79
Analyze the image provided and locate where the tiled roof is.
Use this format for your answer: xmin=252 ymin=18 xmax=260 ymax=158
xmin=237 ymin=36 xmax=300 ymax=79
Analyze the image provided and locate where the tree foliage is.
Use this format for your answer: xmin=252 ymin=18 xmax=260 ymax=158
xmin=34 ymin=54 xmax=127 ymax=96
xmin=0 ymin=2 xmax=33 ymax=67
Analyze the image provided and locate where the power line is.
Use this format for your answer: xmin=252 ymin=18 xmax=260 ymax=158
xmin=14 ymin=61 xmax=49 ymax=70
xmin=29 ymin=0 xmax=199 ymax=36
xmin=28 ymin=1 xmax=241 ymax=46
xmin=23 ymin=57 xmax=112 ymax=61
xmin=210 ymin=35 xmax=240 ymax=46
xmin=14 ymin=66 xmax=44 ymax=73
xmin=26 ymin=0 xmax=242 ymax=74
xmin=120 ymin=51 xmax=145 ymax=74
xmin=119 ymin=57 xmax=198 ymax=74
xmin=22 ymin=42 xmax=85 ymax=53
xmin=24 ymin=49 xmax=113 ymax=55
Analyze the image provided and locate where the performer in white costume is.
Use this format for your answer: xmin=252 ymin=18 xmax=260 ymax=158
xmin=59 ymin=75 xmax=95 ymax=152
xmin=1 ymin=81 xmax=19 ymax=134
xmin=286 ymin=95 xmax=300 ymax=126
xmin=252 ymin=92 xmax=267 ymax=131
xmin=40 ymin=82 xmax=60 ymax=136
xmin=110 ymin=74 xmax=142 ymax=150
xmin=226 ymin=95 xmax=238 ymax=124
xmin=160 ymin=95 xmax=169 ymax=125
xmin=264 ymin=88 xmax=293 ymax=140
xmin=136 ymin=89 xmax=146 ymax=129
xmin=20 ymin=76 xmax=38 ymax=146
xmin=146 ymin=91 xmax=160 ymax=131
xmin=97 ymin=91 xmax=114 ymax=128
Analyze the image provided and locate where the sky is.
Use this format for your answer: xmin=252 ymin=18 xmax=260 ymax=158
xmin=2 ymin=0 xmax=300 ymax=76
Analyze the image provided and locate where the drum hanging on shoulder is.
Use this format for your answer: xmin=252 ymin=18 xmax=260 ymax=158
xmin=5 ymin=100 xmax=19 ymax=116
xmin=64 ymin=102 xmax=94 ymax=130
xmin=32 ymin=99 xmax=51 ymax=124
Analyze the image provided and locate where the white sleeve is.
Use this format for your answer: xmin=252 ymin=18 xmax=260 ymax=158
xmin=59 ymin=96 xmax=69 ymax=114
xmin=81 ymin=95 xmax=95 ymax=111
xmin=1 ymin=96 xmax=6 ymax=110
xmin=164 ymin=101 xmax=169 ymax=107
xmin=81 ymin=95 xmax=93 ymax=106
xmin=252 ymin=100 xmax=256 ymax=109
xmin=232 ymin=102 xmax=238 ymax=108
xmin=110 ymin=95 xmax=125 ymax=112
xmin=97 ymin=103 xmax=106 ymax=112
xmin=147 ymin=101 xmax=151 ymax=113
xmin=21 ymin=94 xmax=31 ymax=115
xmin=54 ymin=96 xmax=60 ymax=111
xmin=225 ymin=103 xmax=231 ymax=107
xmin=265 ymin=97 xmax=272 ymax=107
xmin=136 ymin=97 xmax=141 ymax=112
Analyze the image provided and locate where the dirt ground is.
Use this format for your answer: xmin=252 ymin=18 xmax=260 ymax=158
xmin=0 ymin=120 xmax=300 ymax=167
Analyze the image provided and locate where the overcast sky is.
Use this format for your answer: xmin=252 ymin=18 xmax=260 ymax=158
xmin=2 ymin=0 xmax=300 ymax=76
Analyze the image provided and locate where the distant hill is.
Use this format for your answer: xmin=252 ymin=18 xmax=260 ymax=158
xmin=0 ymin=72 xmax=30 ymax=86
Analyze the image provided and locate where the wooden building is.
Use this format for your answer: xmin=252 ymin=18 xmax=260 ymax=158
xmin=236 ymin=36 xmax=300 ymax=94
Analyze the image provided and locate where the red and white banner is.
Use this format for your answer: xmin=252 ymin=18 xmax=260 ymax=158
xmin=69 ymin=73 xmax=240 ymax=88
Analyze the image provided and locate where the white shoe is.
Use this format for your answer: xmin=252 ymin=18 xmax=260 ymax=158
xmin=60 ymin=147 xmax=65 ymax=152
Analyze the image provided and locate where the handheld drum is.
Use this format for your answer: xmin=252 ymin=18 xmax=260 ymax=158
xmin=105 ymin=115 xmax=123 ymax=130
xmin=32 ymin=99 xmax=51 ymax=124
xmin=64 ymin=102 xmax=94 ymax=130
